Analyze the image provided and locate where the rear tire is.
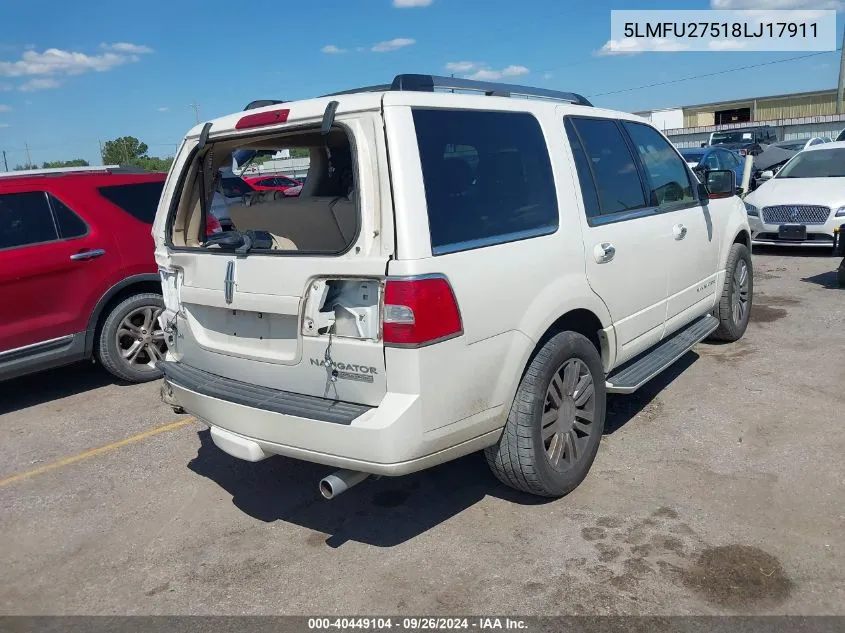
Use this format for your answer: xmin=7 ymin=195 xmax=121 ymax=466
xmin=838 ymin=261 xmax=845 ymax=288
xmin=485 ymin=332 xmax=606 ymax=498
xmin=710 ymin=243 xmax=753 ymax=342
xmin=97 ymin=293 xmax=166 ymax=383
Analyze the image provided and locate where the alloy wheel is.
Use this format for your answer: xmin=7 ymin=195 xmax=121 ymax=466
xmin=731 ymin=259 xmax=750 ymax=325
xmin=542 ymin=358 xmax=596 ymax=471
xmin=115 ymin=305 xmax=166 ymax=372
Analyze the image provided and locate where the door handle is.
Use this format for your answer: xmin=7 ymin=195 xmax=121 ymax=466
xmin=594 ymin=242 xmax=616 ymax=264
xmin=673 ymin=224 xmax=688 ymax=240
xmin=70 ymin=248 xmax=106 ymax=261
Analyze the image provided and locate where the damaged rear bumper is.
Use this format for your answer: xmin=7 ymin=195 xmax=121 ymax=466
xmin=158 ymin=361 xmax=501 ymax=476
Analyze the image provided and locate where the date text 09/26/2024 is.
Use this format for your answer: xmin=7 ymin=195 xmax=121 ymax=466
xmin=307 ymin=618 xmax=528 ymax=631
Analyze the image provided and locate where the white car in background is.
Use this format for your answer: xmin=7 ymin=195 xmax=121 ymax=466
xmin=769 ymin=137 xmax=827 ymax=152
xmin=745 ymin=141 xmax=845 ymax=250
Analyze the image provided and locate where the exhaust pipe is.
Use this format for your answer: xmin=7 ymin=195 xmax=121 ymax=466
xmin=319 ymin=469 xmax=369 ymax=499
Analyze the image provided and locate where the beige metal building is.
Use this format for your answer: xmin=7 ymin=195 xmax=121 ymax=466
xmin=636 ymin=87 xmax=845 ymax=148
xmin=680 ymin=88 xmax=838 ymax=128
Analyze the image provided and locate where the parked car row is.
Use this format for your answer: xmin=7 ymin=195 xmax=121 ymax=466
xmin=679 ymin=128 xmax=845 ymax=252
xmin=703 ymin=124 xmax=831 ymax=157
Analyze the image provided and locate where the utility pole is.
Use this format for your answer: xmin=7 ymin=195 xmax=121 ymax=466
xmin=24 ymin=142 xmax=31 ymax=167
xmin=2 ymin=150 xmax=7 ymax=172
xmin=190 ymin=102 xmax=201 ymax=124
xmin=98 ymin=139 xmax=105 ymax=165
xmin=838 ymin=26 xmax=845 ymax=114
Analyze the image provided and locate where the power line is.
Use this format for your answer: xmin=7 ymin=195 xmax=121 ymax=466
xmin=588 ymin=49 xmax=839 ymax=98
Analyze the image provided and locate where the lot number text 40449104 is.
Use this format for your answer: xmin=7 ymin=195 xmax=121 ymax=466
xmin=307 ymin=618 xmax=529 ymax=631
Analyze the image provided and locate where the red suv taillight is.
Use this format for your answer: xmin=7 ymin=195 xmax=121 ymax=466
xmin=383 ymin=276 xmax=463 ymax=347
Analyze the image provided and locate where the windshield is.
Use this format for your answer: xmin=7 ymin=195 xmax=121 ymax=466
xmin=776 ymin=148 xmax=845 ymax=178
xmin=711 ymin=131 xmax=753 ymax=145
xmin=681 ymin=152 xmax=704 ymax=163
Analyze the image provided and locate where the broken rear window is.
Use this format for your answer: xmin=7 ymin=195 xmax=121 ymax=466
xmin=168 ymin=126 xmax=358 ymax=255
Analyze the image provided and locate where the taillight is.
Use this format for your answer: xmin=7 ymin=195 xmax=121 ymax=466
xmin=235 ymin=108 xmax=290 ymax=129
xmin=383 ymin=276 xmax=463 ymax=347
xmin=205 ymin=214 xmax=222 ymax=236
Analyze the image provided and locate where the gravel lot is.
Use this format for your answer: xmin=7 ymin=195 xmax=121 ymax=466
xmin=1 ymin=249 xmax=843 ymax=616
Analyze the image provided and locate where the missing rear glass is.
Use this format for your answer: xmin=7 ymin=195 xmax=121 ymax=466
xmin=169 ymin=125 xmax=359 ymax=255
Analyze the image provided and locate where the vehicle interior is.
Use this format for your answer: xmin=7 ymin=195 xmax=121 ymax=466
xmin=169 ymin=126 xmax=358 ymax=254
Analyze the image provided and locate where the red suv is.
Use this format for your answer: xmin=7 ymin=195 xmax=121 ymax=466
xmin=0 ymin=167 xmax=170 ymax=383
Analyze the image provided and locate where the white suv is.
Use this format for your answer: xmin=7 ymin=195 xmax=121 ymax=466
xmin=153 ymin=74 xmax=752 ymax=499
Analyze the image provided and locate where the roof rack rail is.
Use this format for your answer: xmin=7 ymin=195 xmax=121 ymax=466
xmin=323 ymin=84 xmax=393 ymax=97
xmin=322 ymin=74 xmax=593 ymax=106
xmin=0 ymin=164 xmax=146 ymax=179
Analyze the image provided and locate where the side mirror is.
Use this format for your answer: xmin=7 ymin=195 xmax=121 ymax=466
xmin=704 ymin=169 xmax=736 ymax=199
xmin=760 ymin=170 xmax=774 ymax=180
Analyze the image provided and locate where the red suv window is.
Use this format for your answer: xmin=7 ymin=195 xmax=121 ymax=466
xmin=49 ymin=195 xmax=88 ymax=239
xmin=98 ymin=181 xmax=165 ymax=224
xmin=0 ymin=192 xmax=58 ymax=250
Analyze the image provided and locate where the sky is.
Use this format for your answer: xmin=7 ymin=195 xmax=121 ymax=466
xmin=0 ymin=0 xmax=843 ymax=168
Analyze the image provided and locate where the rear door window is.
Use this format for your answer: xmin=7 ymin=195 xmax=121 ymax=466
xmin=49 ymin=195 xmax=88 ymax=238
xmin=98 ymin=181 xmax=165 ymax=224
xmin=0 ymin=191 xmax=58 ymax=250
xmin=412 ymin=108 xmax=558 ymax=254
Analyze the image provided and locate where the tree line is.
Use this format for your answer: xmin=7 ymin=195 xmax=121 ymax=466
xmin=14 ymin=136 xmax=174 ymax=172
xmin=13 ymin=135 xmax=311 ymax=172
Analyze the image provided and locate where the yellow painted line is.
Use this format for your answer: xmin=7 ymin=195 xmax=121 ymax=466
xmin=0 ymin=417 xmax=195 ymax=488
